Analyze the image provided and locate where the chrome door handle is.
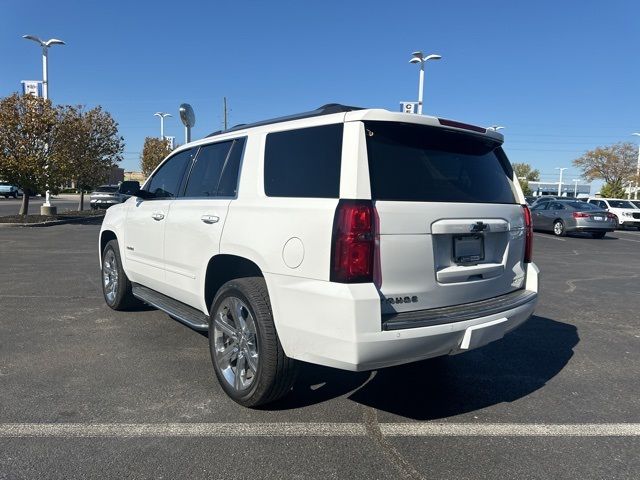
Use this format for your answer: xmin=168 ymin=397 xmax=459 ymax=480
xmin=201 ymin=215 xmax=220 ymax=224
xmin=151 ymin=212 xmax=165 ymax=221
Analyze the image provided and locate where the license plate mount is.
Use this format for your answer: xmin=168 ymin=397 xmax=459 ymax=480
xmin=453 ymin=234 xmax=485 ymax=264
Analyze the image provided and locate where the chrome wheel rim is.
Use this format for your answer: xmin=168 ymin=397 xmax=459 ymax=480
xmin=554 ymin=222 xmax=563 ymax=235
xmin=213 ymin=296 xmax=258 ymax=392
xmin=102 ymin=249 xmax=119 ymax=303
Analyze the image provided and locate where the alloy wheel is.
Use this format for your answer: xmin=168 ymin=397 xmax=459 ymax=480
xmin=102 ymin=249 xmax=119 ymax=303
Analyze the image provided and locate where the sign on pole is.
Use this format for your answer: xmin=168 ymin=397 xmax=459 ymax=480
xmin=165 ymin=136 xmax=175 ymax=150
xmin=21 ymin=80 xmax=42 ymax=97
xmin=400 ymin=101 xmax=418 ymax=114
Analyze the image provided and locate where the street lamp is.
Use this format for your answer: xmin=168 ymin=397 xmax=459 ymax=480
xmin=572 ymin=179 xmax=580 ymax=198
xmin=555 ymin=167 xmax=567 ymax=196
xmin=409 ymin=51 xmax=441 ymax=115
xmin=154 ymin=112 xmax=172 ymax=139
xmin=23 ymin=34 xmax=65 ymax=214
xmin=632 ymin=133 xmax=640 ymax=200
xmin=22 ymin=35 xmax=65 ymax=100
xmin=489 ymin=125 xmax=505 ymax=131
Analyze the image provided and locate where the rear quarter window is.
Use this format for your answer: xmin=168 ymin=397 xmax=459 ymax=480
xmin=264 ymin=124 xmax=343 ymax=198
xmin=364 ymin=121 xmax=516 ymax=204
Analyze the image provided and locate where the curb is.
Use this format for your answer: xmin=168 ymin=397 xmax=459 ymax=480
xmin=0 ymin=214 xmax=105 ymax=228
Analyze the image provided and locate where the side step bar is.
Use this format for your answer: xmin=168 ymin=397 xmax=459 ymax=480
xmin=132 ymin=283 xmax=209 ymax=331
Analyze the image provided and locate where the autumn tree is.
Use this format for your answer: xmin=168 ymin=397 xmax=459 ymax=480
xmin=55 ymin=105 xmax=124 ymax=210
xmin=140 ymin=137 xmax=172 ymax=176
xmin=0 ymin=94 xmax=64 ymax=215
xmin=512 ymin=162 xmax=540 ymax=196
xmin=573 ymin=143 xmax=636 ymax=188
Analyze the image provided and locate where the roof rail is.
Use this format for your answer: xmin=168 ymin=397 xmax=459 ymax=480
xmin=206 ymin=103 xmax=363 ymax=138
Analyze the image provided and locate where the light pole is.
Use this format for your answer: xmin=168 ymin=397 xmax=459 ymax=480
xmin=632 ymin=133 xmax=640 ymax=200
xmin=23 ymin=34 xmax=65 ymax=214
xmin=555 ymin=167 xmax=567 ymax=196
xmin=154 ymin=112 xmax=172 ymax=139
xmin=22 ymin=35 xmax=65 ymax=100
xmin=409 ymin=51 xmax=441 ymax=115
xmin=572 ymin=179 xmax=580 ymax=198
xmin=489 ymin=125 xmax=505 ymax=131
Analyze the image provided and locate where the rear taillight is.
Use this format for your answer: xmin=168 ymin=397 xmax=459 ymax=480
xmin=331 ymin=200 xmax=376 ymax=283
xmin=523 ymin=205 xmax=533 ymax=263
xmin=572 ymin=212 xmax=590 ymax=218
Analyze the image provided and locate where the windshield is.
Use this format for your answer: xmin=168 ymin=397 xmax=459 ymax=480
xmin=95 ymin=186 xmax=118 ymax=193
xmin=364 ymin=121 xmax=515 ymax=204
xmin=608 ymin=200 xmax=635 ymax=208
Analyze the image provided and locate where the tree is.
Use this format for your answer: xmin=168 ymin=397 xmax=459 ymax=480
xmin=512 ymin=162 xmax=539 ymax=197
xmin=55 ymin=105 xmax=124 ymax=210
xmin=512 ymin=162 xmax=540 ymax=182
xmin=599 ymin=181 xmax=626 ymax=199
xmin=0 ymin=93 xmax=64 ymax=215
xmin=573 ymin=143 xmax=636 ymax=187
xmin=140 ymin=137 xmax=172 ymax=176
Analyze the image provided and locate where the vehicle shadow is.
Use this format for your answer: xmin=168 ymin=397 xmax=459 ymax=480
xmin=270 ymin=315 xmax=578 ymax=420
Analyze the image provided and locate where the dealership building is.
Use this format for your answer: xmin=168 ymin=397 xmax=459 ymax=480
xmin=528 ymin=181 xmax=591 ymax=198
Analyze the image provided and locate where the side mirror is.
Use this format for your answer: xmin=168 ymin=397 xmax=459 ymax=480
xmin=118 ymin=181 xmax=140 ymax=195
xmin=133 ymin=189 xmax=154 ymax=200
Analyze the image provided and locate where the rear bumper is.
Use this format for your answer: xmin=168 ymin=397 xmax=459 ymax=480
xmin=266 ymin=263 xmax=539 ymax=372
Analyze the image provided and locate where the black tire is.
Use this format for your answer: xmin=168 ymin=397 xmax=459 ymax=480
xmin=208 ymin=277 xmax=297 ymax=407
xmin=592 ymin=231 xmax=606 ymax=239
xmin=12 ymin=192 xmax=17 ymax=199
xmin=101 ymin=239 xmax=138 ymax=310
xmin=553 ymin=220 xmax=567 ymax=237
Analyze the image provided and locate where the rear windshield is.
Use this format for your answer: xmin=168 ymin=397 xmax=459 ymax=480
xmin=364 ymin=122 xmax=516 ymax=204
xmin=565 ymin=201 xmax=600 ymax=210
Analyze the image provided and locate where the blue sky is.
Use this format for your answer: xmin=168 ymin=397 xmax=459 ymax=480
xmin=1 ymin=0 xmax=638 ymax=192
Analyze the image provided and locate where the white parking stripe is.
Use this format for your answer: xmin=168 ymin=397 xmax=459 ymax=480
xmin=0 ymin=423 xmax=639 ymax=438
xmin=533 ymin=234 xmax=566 ymax=242
xmin=616 ymin=237 xmax=640 ymax=243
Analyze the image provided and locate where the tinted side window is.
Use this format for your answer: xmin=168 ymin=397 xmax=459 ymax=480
xmin=146 ymin=149 xmax=195 ymax=199
xmin=264 ymin=124 xmax=343 ymax=198
xmin=184 ymin=142 xmax=233 ymax=197
xmin=217 ymin=138 xmax=246 ymax=197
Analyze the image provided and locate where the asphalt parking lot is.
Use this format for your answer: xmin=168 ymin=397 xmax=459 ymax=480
xmin=0 ymin=224 xmax=639 ymax=479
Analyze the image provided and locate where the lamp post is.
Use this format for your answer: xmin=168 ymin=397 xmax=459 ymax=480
xmin=23 ymin=34 xmax=65 ymax=214
xmin=489 ymin=126 xmax=505 ymax=131
xmin=632 ymin=133 xmax=640 ymax=200
xmin=22 ymin=35 xmax=65 ymax=100
xmin=154 ymin=112 xmax=172 ymax=139
xmin=572 ymin=179 xmax=580 ymax=198
xmin=555 ymin=167 xmax=567 ymax=196
xmin=409 ymin=51 xmax=441 ymax=115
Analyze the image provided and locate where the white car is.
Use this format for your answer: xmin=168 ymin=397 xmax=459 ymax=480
xmin=587 ymin=198 xmax=640 ymax=230
xmin=99 ymin=104 xmax=539 ymax=406
xmin=0 ymin=183 xmax=20 ymax=198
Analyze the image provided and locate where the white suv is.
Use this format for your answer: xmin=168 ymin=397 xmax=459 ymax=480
xmin=99 ymin=104 xmax=539 ymax=406
xmin=587 ymin=198 xmax=640 ymax=229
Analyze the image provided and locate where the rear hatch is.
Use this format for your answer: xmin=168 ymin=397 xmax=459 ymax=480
xmin=363 ymin=121 xmax=527 ymax=315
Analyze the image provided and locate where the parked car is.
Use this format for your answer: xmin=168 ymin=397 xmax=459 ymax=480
xmin=630 ymin=200 xmax=640 ymax=209
xmin=524 ymin=196 xmax=536 ymax=206
xmin=530 ymin=195 xmax=563 ymax=207
xmin=531 ymin=200 xmax=615 ymax=237
xmin=99 ymin=104 xmax=539 ymax=406
xmin=587 ymin=198 xmax=640 ymax=230
xmin=90 ymin=182 xmax=139 ymax=209
xmin=0 ymin=183 xmax=20 ymax=198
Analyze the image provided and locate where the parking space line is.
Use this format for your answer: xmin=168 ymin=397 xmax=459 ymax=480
xmin=615 ymin=237 xmax=640 ymax=243
xmin=1 ymin=423 xmax=639 ymax=438
xmin=533 ymin=234 xmax=566 ymax=242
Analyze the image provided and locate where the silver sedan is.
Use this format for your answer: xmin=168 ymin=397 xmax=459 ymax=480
xmin=531 ymin=200 xmax=615 ymax=238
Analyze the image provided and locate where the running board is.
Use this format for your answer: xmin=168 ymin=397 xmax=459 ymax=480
xmin=131 ymin=283 xmax=209 ymax=331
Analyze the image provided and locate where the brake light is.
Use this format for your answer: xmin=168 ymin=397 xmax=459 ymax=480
xmin=523 ymin=205 xmax=533 ymax=263
xmin=438 ymin=118 xmax=487 ymax=133
xmin=331 ymin=200 xmax=376 ymax=283
xmin=572 ymin=212 xmax=590 ymax=218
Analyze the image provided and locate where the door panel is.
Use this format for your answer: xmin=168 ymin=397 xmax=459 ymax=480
xmin=124 ymin=198 xmax=172 ymax=292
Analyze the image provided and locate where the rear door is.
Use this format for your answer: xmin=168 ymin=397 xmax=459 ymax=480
xmin=163 ymin=138 xmax=245 ymax=309
xmin=362 ymin=121 xmax=527 ymax=314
